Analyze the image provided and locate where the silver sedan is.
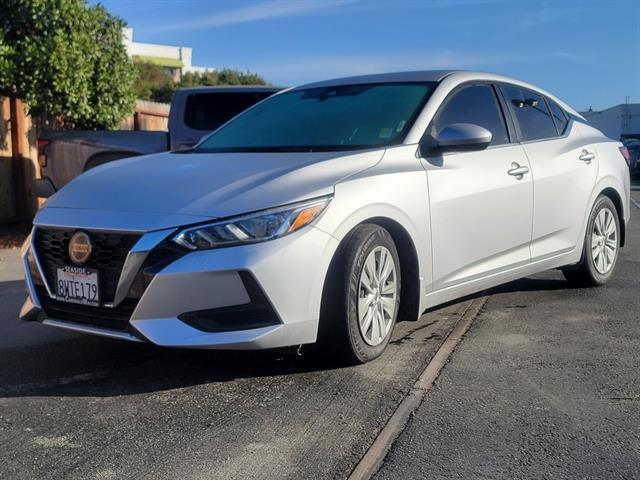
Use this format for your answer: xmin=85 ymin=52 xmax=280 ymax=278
xmin=20 ymin=70 xmax=630 ymax=364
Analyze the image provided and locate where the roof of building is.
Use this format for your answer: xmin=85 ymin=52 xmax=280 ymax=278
xmin=581 ymin=103 xmax=640 ymax=116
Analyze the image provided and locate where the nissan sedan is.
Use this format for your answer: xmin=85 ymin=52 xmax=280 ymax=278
xmin=20 ymin=70 xmax=631 ymax=364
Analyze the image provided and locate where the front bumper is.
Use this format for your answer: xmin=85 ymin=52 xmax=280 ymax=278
xmin=21 ymin=224 xmax=339 ymax=349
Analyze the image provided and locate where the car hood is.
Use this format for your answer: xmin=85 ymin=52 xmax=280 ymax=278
xmin=43 ymin=149 xmax=383 ymax=228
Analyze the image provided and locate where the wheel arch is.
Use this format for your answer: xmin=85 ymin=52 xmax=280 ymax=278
xmin=322 ymin=217 xmax=422 ymax=323
xmin=366 ymin=217 xmax=421 ymax=321
xmin=599 ymin=187 xmax=626 ymax=247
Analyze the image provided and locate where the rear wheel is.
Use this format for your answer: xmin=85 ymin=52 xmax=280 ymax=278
xmin=563 ymin=195 xmax=620 ymax=286
xmin=318 ymin=224 xmax=401 ymax=364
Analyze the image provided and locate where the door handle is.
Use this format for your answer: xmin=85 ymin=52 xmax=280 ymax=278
xmin=508 ymin=162 xmax=529 ymax=179
xmin=579 ymin=150 xmax=595 ymax=163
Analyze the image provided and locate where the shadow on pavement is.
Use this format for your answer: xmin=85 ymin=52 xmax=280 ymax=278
xmin=1 ymin=272 xmax=588 ymax=399
xmin=425 ymin=272 xmax=586 ymax=314
xmin=0 ymin=332 xmax=346 ymax=399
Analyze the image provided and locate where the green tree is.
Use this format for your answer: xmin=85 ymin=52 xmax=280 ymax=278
xmin=132 ymin=67 xmax=268 ymax=103
xmin=181 ymin=69 xmax=267 ymax=88
xmin=0 ymin=0 xmax=136 ymax=129
xmin=133 ymin=60 xmax=176 ymax=103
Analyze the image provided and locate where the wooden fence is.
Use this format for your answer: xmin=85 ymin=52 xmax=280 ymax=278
xmin=0 ymin=98 xmax=169 ymax=223
xmin=0 ymin=97 xmax=39 ymax=223
xmin=120 ymin=100 xmax=170 ymax=131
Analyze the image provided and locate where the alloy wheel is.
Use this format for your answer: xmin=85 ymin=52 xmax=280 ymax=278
xmin=591 ymin=207 xmax=617 ymax=274
xmin=357 ymin=246 xmax=398 ymax=346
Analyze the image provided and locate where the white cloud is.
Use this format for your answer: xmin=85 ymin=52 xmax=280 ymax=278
xmin=146 ymin=0 xmax=358 ymax=33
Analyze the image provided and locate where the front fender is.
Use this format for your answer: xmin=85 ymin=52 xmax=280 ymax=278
xmin=315 ymin=145 xmax=432 ymax=312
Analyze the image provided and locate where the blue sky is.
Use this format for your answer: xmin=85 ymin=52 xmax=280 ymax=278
xmin=97 ymin=0 xmax=639 ymax=111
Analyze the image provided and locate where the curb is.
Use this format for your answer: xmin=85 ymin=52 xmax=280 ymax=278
xmin=348 ymin=296 xmax=488 ymax=480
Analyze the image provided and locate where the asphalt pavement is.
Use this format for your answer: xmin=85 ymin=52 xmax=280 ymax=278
xmin=375 ymin=199 xmax=640 ymax=479
xmin=0 ymin=247 xmax=467 ymax=480
xmin=1 ymin=189 xmax=639 ymax=479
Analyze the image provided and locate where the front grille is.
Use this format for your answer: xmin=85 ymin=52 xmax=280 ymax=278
xmin=36 ymin=286 xmax=137 ymax=332
xmin=34 ymin=228 xmax=141 ymax=303
xmin=32 ymin=230 xmax=188 ymax=333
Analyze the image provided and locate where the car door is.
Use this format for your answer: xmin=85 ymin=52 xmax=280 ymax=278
xmin=499 ymin=84 xmax=598 ymax=261
xmin=423 ymin=83 xmax=533 ymax=291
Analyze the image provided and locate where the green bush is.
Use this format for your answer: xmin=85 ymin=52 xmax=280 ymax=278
xmin=0 ymin=0 xmax=136 ymax=130
xmin=134 ymin=65 xmax=268 ymax=103
xmin=133 ymin=60 xmax=176 ymax=103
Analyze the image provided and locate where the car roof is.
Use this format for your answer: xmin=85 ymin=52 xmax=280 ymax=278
xmin=290 ymin=70 xmax=581 ymax=119
xmin=294 ymin=70 xmax=458 ymax=89
xmin=176 ymin=86 xmax=283 ymax=93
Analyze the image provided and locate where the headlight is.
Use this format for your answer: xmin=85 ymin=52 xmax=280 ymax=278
xmin=173 ymin=196 xmax=332 ymax=250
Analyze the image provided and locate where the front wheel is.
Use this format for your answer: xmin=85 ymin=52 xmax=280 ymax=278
xmin=318 ymin=224 xmax=401 ymax=365
xmin=563 ymin=195 xmax=620 ymax=286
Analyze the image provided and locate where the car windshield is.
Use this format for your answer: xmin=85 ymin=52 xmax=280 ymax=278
xmin=194 ymin=82 xmax=436 ymax=152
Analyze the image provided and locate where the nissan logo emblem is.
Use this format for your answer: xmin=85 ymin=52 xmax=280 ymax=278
xmin=69 ymin=231 xmax=93 ymax=265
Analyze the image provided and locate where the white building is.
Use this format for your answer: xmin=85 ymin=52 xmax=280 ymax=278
xmin=580 ymin=103 xmax=640 ymax=141
xmin=122 ymin=28 xmax=213 ymax=79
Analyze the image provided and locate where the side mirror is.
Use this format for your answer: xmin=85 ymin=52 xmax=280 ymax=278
xmin=425 ymin=123 xmax=492 ymax=155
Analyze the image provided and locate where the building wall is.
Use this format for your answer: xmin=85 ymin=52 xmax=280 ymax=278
xmin=122 ymin=27 xmax=213 ymax=75
xmin=183 ymin=65 xmax=214 ymax=74
xmin=122 ymin=27 xmax=195 ymax=70
xmin=581 ymin=104 xmax=640 ymax=141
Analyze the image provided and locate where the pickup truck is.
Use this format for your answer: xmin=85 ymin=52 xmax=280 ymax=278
xmin=36 ymin=86 xmax=282 ymax=196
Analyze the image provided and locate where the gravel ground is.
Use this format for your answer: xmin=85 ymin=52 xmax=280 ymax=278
xmin=0 ymin=222 xmax=29 ymax=249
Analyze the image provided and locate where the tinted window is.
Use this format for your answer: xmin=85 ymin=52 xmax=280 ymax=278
xmin=547 ymin=99 xmax=569 ymax=135
xmin=432 ymin=84 xmax=509 ymax=146
xmin=196 ymin=83 xmax=436 ymax=152
xmin=502 ymin=85 xmax=557 ymax=141
xmin=184 ymin=92 xmax=275 ymax=131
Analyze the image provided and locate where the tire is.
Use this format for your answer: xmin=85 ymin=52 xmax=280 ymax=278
xmin=563 ymin=195 xmax=620 ymax=287
xmin=317 ymin=224 xmax=401 ymax=365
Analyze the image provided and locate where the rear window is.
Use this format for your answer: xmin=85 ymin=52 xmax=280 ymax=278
xmin=501 ymin=85 xmax=558 ymax=141
xmin=184 ymin=92 xmax=275 ymax=131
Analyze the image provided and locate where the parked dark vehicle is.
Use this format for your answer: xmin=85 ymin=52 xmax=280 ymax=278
xmin=624 ymin=141 xmax=640 ymax=179
xmin=36 ymin=86 xmax=282 ymax=196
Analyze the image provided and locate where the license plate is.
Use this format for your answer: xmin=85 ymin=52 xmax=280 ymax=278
xmin=56 ymin=266 xmax=100 ymax=306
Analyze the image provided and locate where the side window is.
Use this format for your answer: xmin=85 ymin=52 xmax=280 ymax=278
xmin=432 ymin=84 xmax=509 ymax=146
xmin=184 ymin=92 xmax=274 ymax=131
xmin=547 ymin=99 xmax=569 ymax=135
xmin=501 ymin=85 xmax=557 ymax=141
